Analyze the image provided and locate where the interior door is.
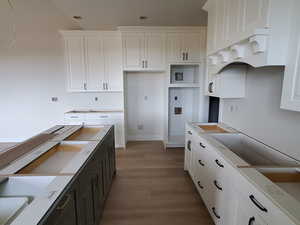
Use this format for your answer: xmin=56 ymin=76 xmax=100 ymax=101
xmin=166 ymin=33 xmax=183 ymax=62
xmin=122 ymin=32 xmax=145 ymax=70
xmin=85 ymin=35 xmax=105 ymax=91
xmin=65 ymin=36 xmax=86 ymax=91
xmin=103 ymin=34 xmax=123 ymax=91
xmin=144 ymin=32 xmax=166 ymax=70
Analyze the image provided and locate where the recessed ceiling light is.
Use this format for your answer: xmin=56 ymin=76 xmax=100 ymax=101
xmin=139 ymin=16 xmax=148 ymax=20
xmin=73 ymin=16 xmax=82 ymax=20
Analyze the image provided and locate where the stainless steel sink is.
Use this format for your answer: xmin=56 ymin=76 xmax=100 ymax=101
xmin=208 ymin=133 xmax=300 ymax=167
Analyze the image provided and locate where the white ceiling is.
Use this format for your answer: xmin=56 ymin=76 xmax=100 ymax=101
xmin=51 ymin=0 xmax=208 ymax=30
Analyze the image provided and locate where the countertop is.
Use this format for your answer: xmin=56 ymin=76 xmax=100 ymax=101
xmin=0 ymin=125 xmax=112 ymax=225
xmin=65 ymin=110 xmax=124 ymax=114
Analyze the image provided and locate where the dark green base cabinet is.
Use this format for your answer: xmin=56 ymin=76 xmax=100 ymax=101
xmin=40 ymin=127 xmax=116 ymax=225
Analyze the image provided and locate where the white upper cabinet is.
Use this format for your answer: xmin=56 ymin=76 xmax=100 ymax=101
xmin=203 ymin=0 xmax=293 ymax=72
xmin=281 ymin=0 xmax=300 ymax=112
xmin=61 ymin=31 xmax=123 ymax=92
xmin=65 ymin=36 xmax=86 ymax=91
xmin=122 ymin=32 xmax=145 ymax=70
xmin=166 ymin=30 xmax=206 ymax=63
xmin=85 ymin=35 xmax=105 ymax=91
xmin=122 ymin=31 xmax=165 ymax=71
xmin=103 ymin=34 xmax=123 ymax=91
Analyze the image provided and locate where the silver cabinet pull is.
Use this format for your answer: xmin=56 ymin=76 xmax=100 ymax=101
xmin=186 ymin=52 xmax=189 ymax=61
xmin=106 ymin=83 xmax=109 ymax=90
xmin=145 ymin=60 xmax=148 ymax=68
xmin=142 ymin=60 xmax=145 ymax=68
xmin=182 ymin=52 xmax=185 ymax=61
xmin=103 ymin=82 xmax=105 ymax=90
xmin=84 ymin=83 xmax=87 ymax=90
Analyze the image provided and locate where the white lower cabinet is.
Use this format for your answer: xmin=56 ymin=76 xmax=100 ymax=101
xmin=64 ymin=112 xmax=125 ymax=148
xmin=184 ymin=125 xmax=297 ymax=225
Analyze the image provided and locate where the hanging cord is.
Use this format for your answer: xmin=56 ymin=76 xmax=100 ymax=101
xmin=7 ymin=0 xmax=16 ymax=48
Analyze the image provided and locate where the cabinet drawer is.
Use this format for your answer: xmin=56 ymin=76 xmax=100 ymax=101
xmin=236 ymin=173 xmax=295 ymax=225
xmin=65 ymin=113 xmax=86 ymax=120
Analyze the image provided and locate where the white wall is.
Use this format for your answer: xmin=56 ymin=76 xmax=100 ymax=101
xmin=0 ymin=0 xmax=124 ymax=141
xmin=125 ymin=73 xmax=165 ymax=141
xmin=221 ymin=66 xmax=300 ymax=161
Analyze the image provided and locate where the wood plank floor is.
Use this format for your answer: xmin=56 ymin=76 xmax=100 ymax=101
xmin=100 ymin=141 xmax=214 ymax=225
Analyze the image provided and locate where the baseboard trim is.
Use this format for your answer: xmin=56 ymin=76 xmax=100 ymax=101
xmin=127 ymin=135 xmax=163 ymax=141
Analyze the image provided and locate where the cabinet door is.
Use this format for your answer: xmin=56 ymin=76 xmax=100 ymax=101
xmin=235 ymin=198 xmax=268 ymax=225
xmin=241 ymin=0 xmax=269 ymax=37
xmin=226 ymin=0 xmax=244 ymax=44
xmin=122 ymin=33 xmax=144 ymax=70
xmin=183 ymin=33 xmax=203 ymax=62
xmin=166 ymin=33 xmax=183 ymax=62
xmin=103 ymin=34 xmax=123 ymax=91
xmin=65 ymin=37 xmax=86 ymax=91
xmin=215 ymin=0 xmax=227 ymax=50
xmin=281 ymin=0 xmax=300 ymax=112
xmin=206 ymin=0 xmax=218 ymax=54
xmin=85 ymin=36 xmax=105 ymax=91
xmin=144 ymin=32 xmax=166 ymax=70
xmin=42 ymin=188 xmax=78 ymax=225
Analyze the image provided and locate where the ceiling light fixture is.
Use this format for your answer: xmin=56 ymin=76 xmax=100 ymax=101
xmin=139 ymin=16 xmax=148 ymax=20
xmin=73 ymin=16 xmax=82 ymax=20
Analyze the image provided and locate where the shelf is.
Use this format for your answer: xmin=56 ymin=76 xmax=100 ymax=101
xmin=168 ymin=83 xmax=200 ymax=88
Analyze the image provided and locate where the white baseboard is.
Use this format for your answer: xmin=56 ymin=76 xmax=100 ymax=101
xmin=166 ymin=143 xmax=185 ymax=148
xmin=127 ymin=135 xmax=163 ymax=141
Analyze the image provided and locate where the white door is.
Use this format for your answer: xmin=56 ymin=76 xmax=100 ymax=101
xmin=241 ymin=0 xmax=269 ymax=38
xmin=85 ymin=35 xmax=105 ymax=91
xmin=144 ymin=32 xmax=166 ymax=71
xmin=206 ymin=0 xmax=218 ymax=54
xmin=183 ymin=33 xmax=202 ymax=62
xmin=281 ymin=0 xmax=300 ymax=112
xmin=122 ymin=33 xmax=145 ymax=70
xmin=103 ymin=34 xmax=123 ymax=91
xmin=65 ymin=37 xmax=86 ymax=91
xmin=166 ymin=33 xmax=183 ymax=62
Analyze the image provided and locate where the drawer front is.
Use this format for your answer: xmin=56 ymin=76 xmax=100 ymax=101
xmin=65 ymin=113 xmax=86 ymax=120
xmin=236 ymin=173 xmax=295 ymax=225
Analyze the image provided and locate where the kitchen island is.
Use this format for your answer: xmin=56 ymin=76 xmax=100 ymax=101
xmin=0 ymin=125 xmax=116 ymax=225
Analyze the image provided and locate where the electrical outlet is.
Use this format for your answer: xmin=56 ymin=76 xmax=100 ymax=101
xmin=51 ymin=97 xmax=58 ymax=102
xmin=137 ymin=125 xmax=143 ymax=130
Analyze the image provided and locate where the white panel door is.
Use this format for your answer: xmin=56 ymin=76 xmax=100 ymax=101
xmin=85 ymin=36 xmax=105 ymax=91
xmin=183 ymin=33 xmax=202 ymax=62
xmin=103 ymin=34 xmax=123 ymax=91
xmin=241 ymin=0 xmax=269 ymax=37
xmin=122 ymin=33 xmax=145 ymax=70
xmin=65 ymin=37 xmax=86 ymax=91
xmin=144 ymin=32 xmax=166 ymax=70
xmin=166 ymin=33 xmax=183 ymax=62
xmin=281 ymin=0 xmax=300 ymax=112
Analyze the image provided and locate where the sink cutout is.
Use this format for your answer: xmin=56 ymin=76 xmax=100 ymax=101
xmin=65 ymin=127 xmax=102 ymax=141
xmin=257 ymin=168 xmax=300 ymax=202
xmin=17 ymin=143 xmax=85 ymax=174
xmin=198 ymin=125 xmax=228 ymax=133
xmin=208 ymin=133 xmax=300 ymax=167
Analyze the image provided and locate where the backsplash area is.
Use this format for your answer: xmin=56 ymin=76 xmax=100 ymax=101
xmin=221 ymin=66 xmax=300 ymax=161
